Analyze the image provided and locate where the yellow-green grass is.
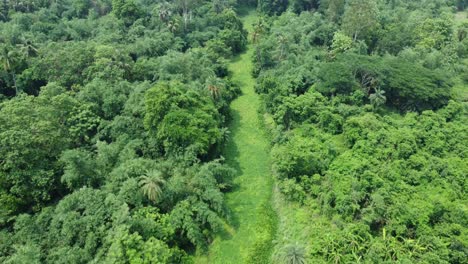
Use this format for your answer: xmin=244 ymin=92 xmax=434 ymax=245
xmin=193 ymin=9 xmax=276 ymax=264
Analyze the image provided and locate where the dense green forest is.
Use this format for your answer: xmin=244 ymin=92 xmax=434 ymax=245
xmin=252 ymin=0 xmax=468 ymax=263
xmin=0 ymin=0 xmax=467 ymax=263
xmin=0 ymin=0 xmax=248 ymax=262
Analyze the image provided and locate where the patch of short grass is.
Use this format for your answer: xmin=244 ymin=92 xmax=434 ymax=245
xmin=193 ymin=8 xmax=276 ymax=264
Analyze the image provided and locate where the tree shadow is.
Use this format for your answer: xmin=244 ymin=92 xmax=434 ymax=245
xmin=236 ymin=5 xmax=256 ymax=17
xmin=229 ymin=53 xmax=245 ymax=65
xmin=224 ymin=109 xmax=242 ymax=177
xmin=218 ymin=108 xmax=243 ymax=239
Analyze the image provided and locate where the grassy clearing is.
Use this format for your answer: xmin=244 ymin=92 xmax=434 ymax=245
xmin=193 ymin=9 xmax=276 ymax=264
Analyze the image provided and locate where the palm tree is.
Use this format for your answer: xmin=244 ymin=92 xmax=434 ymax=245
xmin=206 ymin=76 xmax=224 ymax=100
xmin=277 ymin=34 xmax=288 ymax=61
xmin=139 ymin=170 xmax=166 ymax=203
xmin=0 ymin=45 xmax=12 ymax=71
xmin=158 ymin=3 xmax=171 ymax=22
xmin=167 ymin=19 xmax=179 ymax=33
xmin=252 ymin=18 xmax=266 ymax=44
xmin=274 ymin=242 xmax=307 ymax=264
xmin=17 ymin=36 xmax=38 ymax=58
xmin=0 ymin=44 xmax=19 ymax=95
xmin=252 ymin=18 xmax=266 ymax=69
xmin=369 ymin=88 xmax=386 ymax=109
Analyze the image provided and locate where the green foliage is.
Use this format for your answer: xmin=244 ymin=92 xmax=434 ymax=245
xmin=105 ymin=227 xmax=178 ymax=264
xmin=66 ymin=104 xmax=101 ymax=144
xmin=379 ymin=56 xmax=452 ymax=111
xmin=258 ymin=0 xmax=289 ymax=15
xmin=139 ymin=170 xmax=166 ymax=203
xmin=270 ymin=98 xmax=468 ymax=264
xmin=273 ymin=242 xmax=307 ymax=264
xmin=255 ymin=2 xmax=468 ymax=263
xmin=416 ymin=14 xmax=454 ymax=50
xmin=316 ymin=54 xmax=453 ymax=111
xmin=341 ymin=0 xmax=379 ymax=41
xmin=330 ymin=31 xmax=353 ymax=55
xmin=144 ymin=81 xmax=223 ymax=156
xmin=0 ymin=1 xmax=467 ymax=263
xmin=60 ymin=149 xmax=102 ymax=190
xmin=27 ymin=42 xmax=95 ymax=88
xmin=112 ymin=0 xmax=142 ymax=25
xmin=325 ymin=0 xmax=345 ymax=22
xmin=0 ymin=0 xmax=247 ymax=262
xmin=291 ymin=0 xmax=320 ymax=13
xmin=316 ymin=60 xmax=357 ymax=95
xmin=246 ymin=202 xmax=277 ymax=264
xmin=0 ymin=94 xmax=76 ymax=216
xmin=211 ymin=8 xmax=248 ymax=53
xmin=3 ymin=243 xmax=41 ymax=264
xmin=194 ymin=12 xmax=277 ymax=261
xmin=369 ymin=88 xmax=386 ymax=109
xmin=272 ymin=126 xmax=337 ymax=179
xmin=77 ymin=78 xmax=132 ymax=120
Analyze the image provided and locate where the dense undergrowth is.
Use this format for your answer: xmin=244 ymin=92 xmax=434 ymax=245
xmin=253 ymin=0 xmax=467 ymax=263
xmin=0 ymin=1 xmax=253 ymax=262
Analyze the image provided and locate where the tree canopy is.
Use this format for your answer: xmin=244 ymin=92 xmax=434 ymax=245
xmin=0 ymin=0 xmax=467 ymax=263
xmin=0 ymin=0 xmax=244 ymax=262
xmin=254 ymin=1 xmax=468 ymax=262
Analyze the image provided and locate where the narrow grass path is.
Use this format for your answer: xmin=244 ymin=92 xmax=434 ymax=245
xmin=194 ymin=9 xmax=275 ymax=264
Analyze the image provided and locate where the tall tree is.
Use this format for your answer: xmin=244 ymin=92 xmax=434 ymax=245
xmin=175 ymin=0 xmax=200 ymax=31
xmin=326 ymin=0 xmax=345 ymax=23
xmin=252 ymin=18 xmax=267 ymax=69
xmin=342 ymin=0 xmax=380 ymax=41
xmin=277 ymin=34 xmax=289 ymax=61
xmin=112 ymin=0 xmax=142 ymax=25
